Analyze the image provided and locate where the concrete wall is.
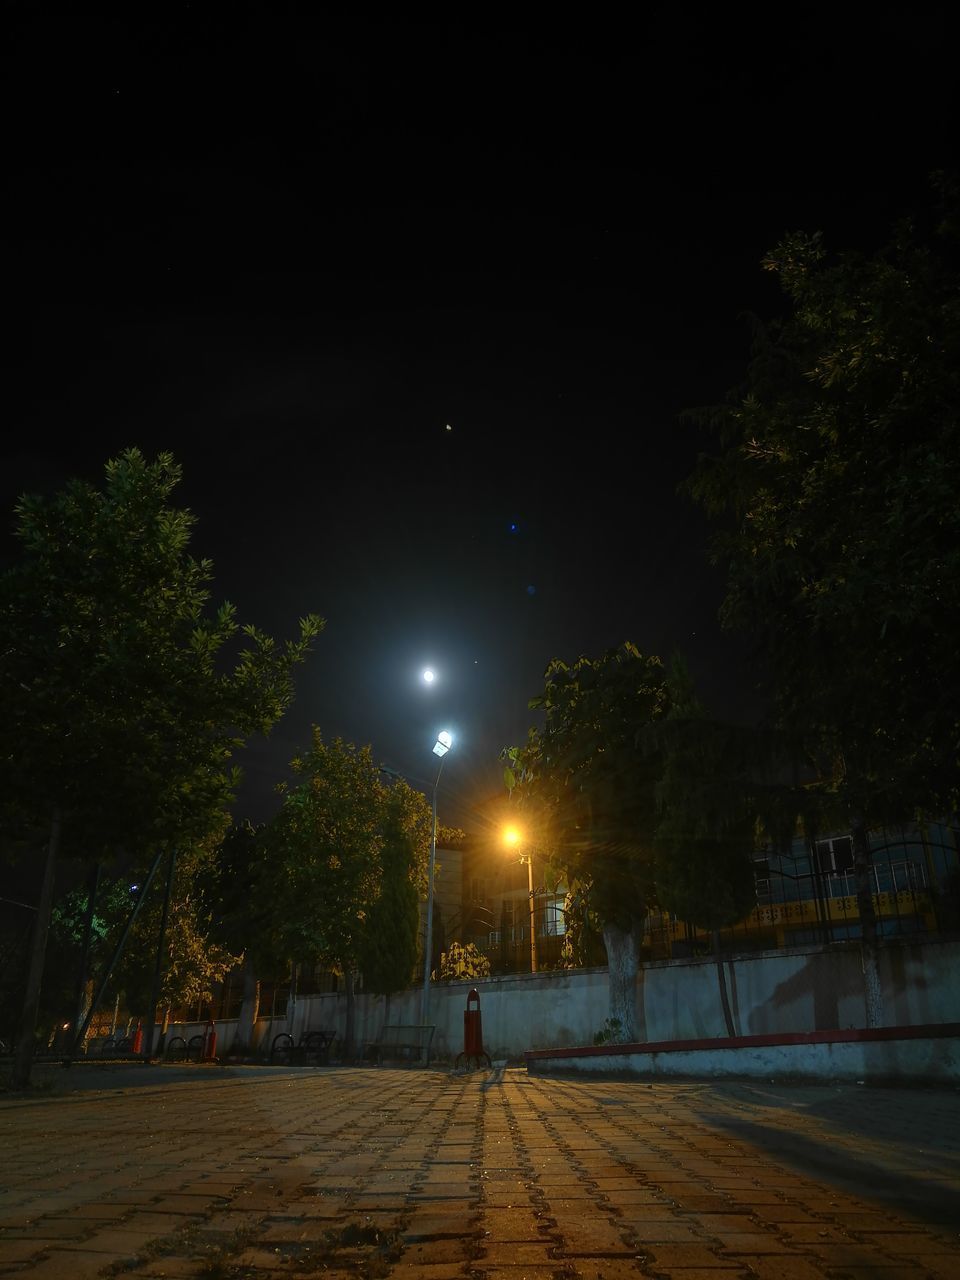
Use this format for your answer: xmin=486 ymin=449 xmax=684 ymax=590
xmin=528 ymin=1030 xmax=960 ymax=1085
xmin=162 ymin=937 xmax=960 ymax=1061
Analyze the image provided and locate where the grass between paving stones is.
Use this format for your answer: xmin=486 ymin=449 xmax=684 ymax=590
xmin=102 ymin=1217 xmax=407 ymax=1278
xmin=99 ymin=1220 xmax=230 ymax=1277
xmin=200 ymin=1221 xmax=404 ymax=1278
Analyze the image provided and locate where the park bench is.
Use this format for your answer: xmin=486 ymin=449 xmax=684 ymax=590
xmin=365 ymin=1024 xmax=435 ymax=1066
xmin=270 ymin=1029 xmax=337 ymax=1066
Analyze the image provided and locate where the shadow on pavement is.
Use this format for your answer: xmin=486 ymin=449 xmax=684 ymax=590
xmin=691 ymin=1085 xmax=960 ymax=1229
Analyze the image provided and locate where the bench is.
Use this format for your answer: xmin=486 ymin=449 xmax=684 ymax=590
xmin=365 ymin=1024 xmax=435 ymax=1066
xmin=270 ymin=1029 xmax=337 ymax=1066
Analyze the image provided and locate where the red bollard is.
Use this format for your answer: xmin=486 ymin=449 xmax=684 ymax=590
xmin=202 ymin=1019 xmax=217 ymax=1061
xmin=131 ymin=1019 xmax=143 ymax=1054
xmin=456 ymin=988 xmax=491 ymax=1070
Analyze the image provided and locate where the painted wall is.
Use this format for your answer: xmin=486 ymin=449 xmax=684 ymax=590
xmin=160 ymin=937 xmax=960 ymax=1061
xmin=529 ymin=1033 xmax=960 ymax=1084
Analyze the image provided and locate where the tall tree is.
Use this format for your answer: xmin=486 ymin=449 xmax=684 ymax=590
xmin=0 ymin=449 xmax=322 ymax=1083
xmin=650 ymin=660 xmax=771 ymax=1035
xmin=689 ymin=180 xmax=960 ymax=1024
xmin=359 ymin=779 xmax=432 ymax=1010
xmin=202 ymin=820 xmax=283 ymax=1053
xmin=115 ymin=842 xmax=241 ymax=1040
xmin=269 ymin=733 xmax=387 ymax=1057
xmin=503 ymin=643 xmax=670 ymax=1041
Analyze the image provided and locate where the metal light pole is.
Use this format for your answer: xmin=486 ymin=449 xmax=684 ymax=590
xmin=422 ymin=730 xmax=453 ymax=1034
xmin=503 ymin=827 xmax=538 ymax=974
xmin=523 ymin=852 xmax=538 ymax=974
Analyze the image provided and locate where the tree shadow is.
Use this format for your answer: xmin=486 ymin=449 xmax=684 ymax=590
xmin=690 ymin=1082 xmax=960 ymax=1228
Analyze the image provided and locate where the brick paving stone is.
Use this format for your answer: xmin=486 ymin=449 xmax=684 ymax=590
xmin=684 ymin=1214 xmax=760 ymax=1235
xmin=642 ymin=1243 xmax=740 ymax=1268
xmin=622 ymin=1220 xmax=707 ymax=1243
xmin=779 ymin=1224 xmax=854 ymax=1244
xmin=715 ymin=1233 xmax=808 ymax=1254
xmin=10 ymin=1249 xmax=115 ymax=1279
xmin=827 ymin=1270 xmax=933 ymax=1280
xmin=389 ymin=1265 xmax=474 ymax=1280
xmin=478 ymin=1242 xmax=559 ymax=1264
xmin=673 ymin=1196 xmax=737 ymax=1213
xmin=474 ymin=1270 xmax=563 ymax=1280
xmin=68 ymin=1203 xmax=132 ymax=1220
xmin=3 ymin=1067 xmax=959 ymax=1278
xmin=16 ymin=1217 xmax=91 ymax=1239
xmin=736 ymin=1259 xmax=831 ymax=1280
xmin=873 ymin=1233 xmax=958 ymax=1254
xmin=750 ymin=1204 xmax=820 ymax=1224
xmin=554 ymin=1214 xmax=636 ymax=1254
xmin=478 ymin=1212 xmax=551 ymax=1242
xmin=820 ymin=1211 xmax=901 ymax=1230
xmin=605 ymin=1191 xmax=681 ymax=1208
xmin=145 ymin=1194 xmax=221 ymax=1214
xmin=815 ymin=1241 xmax=924 ymax=1267
xmin=0 ymin=1240 xmax=57 ymax=1263
xmin=646 ymin=1272 xmax=754 ymax=1280
xmin=570 ymin=1264 xmax=654 ymax=1279
xmin=122 ymin=1261 xmax=207 ymax=1278
xmin=70 ymin=1228 xmax=163 ymax=1255
xmin=537 ymin=1183 xmax=596 ymax=1198
xmin=401 ymin=1237 xmax=472 ymax=1264
xmin=909 ymin=1259 xmax=960 ymax=1280
xmin=711 ymin=1187 xmax=783 ymax=1198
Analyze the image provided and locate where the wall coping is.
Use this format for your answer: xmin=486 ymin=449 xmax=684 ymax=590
xmin=525 ymin=1021 xmax=960 ymax=1062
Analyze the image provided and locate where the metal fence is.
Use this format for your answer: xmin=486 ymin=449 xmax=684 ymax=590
xmin=646 ymin=822 xmax=960 ymax=960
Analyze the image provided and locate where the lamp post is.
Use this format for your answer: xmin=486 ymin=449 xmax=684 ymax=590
xmin=503 ymin=827 xmax=537 ymax=974
xmin=422 ymin=730 xmax=453 ymax=1032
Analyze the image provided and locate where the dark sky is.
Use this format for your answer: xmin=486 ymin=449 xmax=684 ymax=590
xmin=3 ymin=9 xmax=956 ymax=831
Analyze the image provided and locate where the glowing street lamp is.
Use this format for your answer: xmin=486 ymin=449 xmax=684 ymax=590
xmin=423 ymin=730 xmax=454 ymax=1030
xmin=503 ymin=826 xmax=537 ymax=974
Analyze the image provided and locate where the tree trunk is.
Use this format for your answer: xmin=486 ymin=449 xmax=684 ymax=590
xmin=13 ymin=808 xmax=62 ymax=1088
xmin=712 ymin=930 xmax=736 ymax=1037
xmin=144 ymin=847 xmax=177 ymax=1060
xmin=77 ymin=980 xmax=95 ymax=1051
xmin=851 ymin=815 xmax=884 ymax=1028
xmin=601 ymin=920 xmax=640 ymax=1042
xmin=71 ymin=863 xmax=101 ymax=1055
xmin=237 ymin=956 xmax=261 ymax=1054
xmin=286 ymin=962 xmax=299 ymax=1032
xmin=344 ymin=969 xmax=356 ymax=1062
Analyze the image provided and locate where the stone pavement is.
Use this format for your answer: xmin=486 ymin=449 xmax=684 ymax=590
xmin=0 ymin=1063 xmax=958 ymax=1279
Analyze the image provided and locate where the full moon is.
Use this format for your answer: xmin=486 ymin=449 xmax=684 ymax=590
xmin=422 ymin=668 xmax=435 ymax=684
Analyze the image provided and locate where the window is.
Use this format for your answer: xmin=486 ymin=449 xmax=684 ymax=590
xmin=815 ymin=836 xmax=854 ymax=875
xmin=469 ymin=877 xmax=487 ymax=904
xmin=540 ymin=894 xmax=567 ymax=936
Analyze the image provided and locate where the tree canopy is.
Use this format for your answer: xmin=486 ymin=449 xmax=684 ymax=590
xmin=503 ymin=642 xmax=670 ymax=931
xmin=0 ymin=447 xmax=324 ymax=860
xmin=688 ymin=179 xmax=960 ymax=1026
xmin=358 ymin=778 xmax=432 ymax=998
xmin=689 ymin=181 xmax=960 ymax=824
xmin=1 ymin=448 xmax=322 ymax=1081
xmin=267 ymin=733 xmax=431 ymax=982
xmin=503 ymin=642 xmax=670 ymax=1039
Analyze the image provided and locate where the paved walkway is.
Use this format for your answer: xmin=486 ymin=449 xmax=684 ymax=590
xmin=1 ymin=1063 xmax=958 ymax=1279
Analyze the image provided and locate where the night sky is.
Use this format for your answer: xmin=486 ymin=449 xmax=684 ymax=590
xmin=3 ymin=10 xmax=956 ymax=833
